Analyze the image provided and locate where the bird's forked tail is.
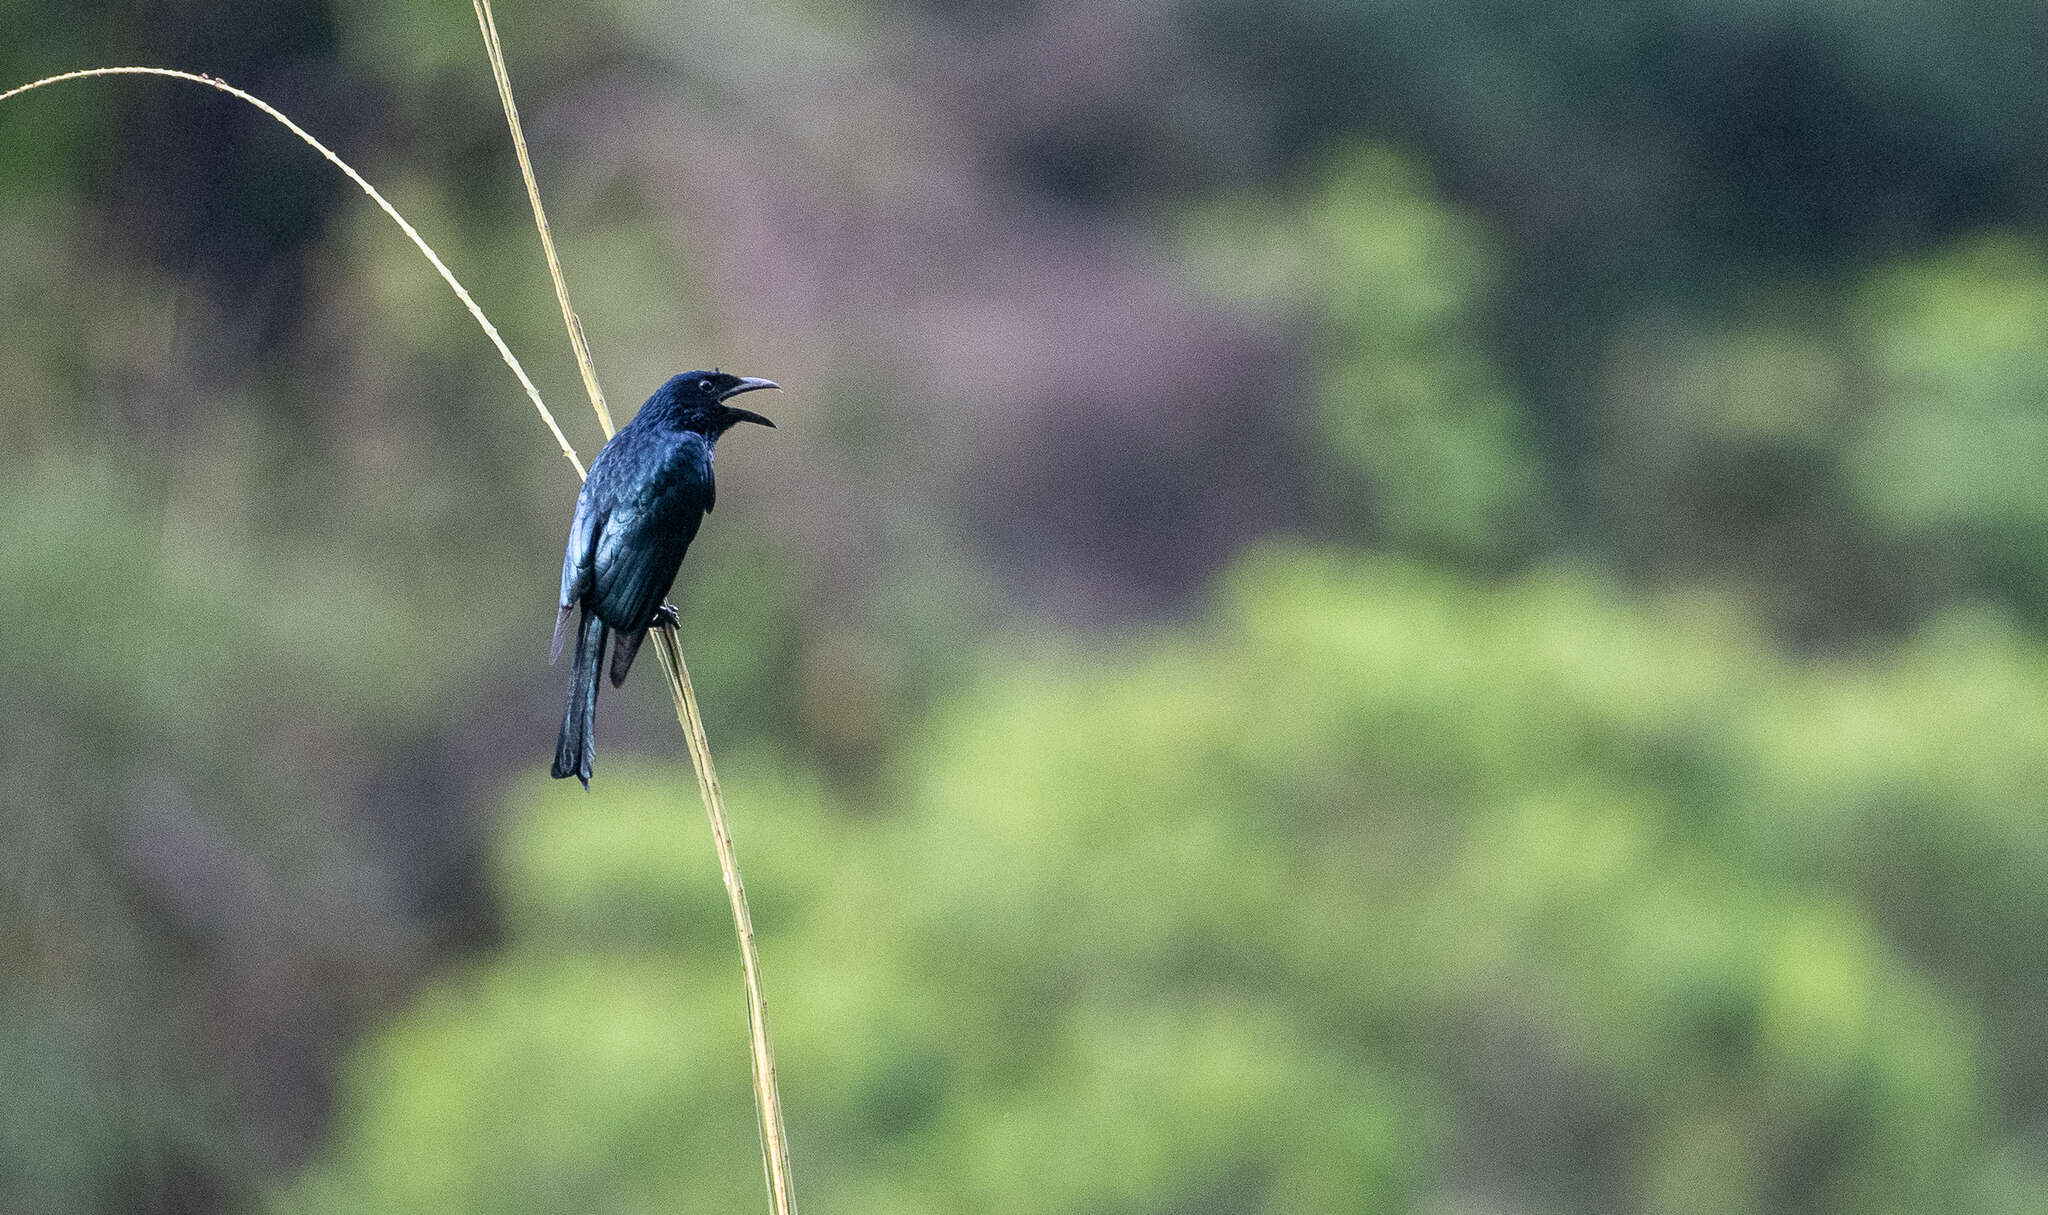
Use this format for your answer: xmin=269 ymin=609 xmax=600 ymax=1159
xmin=551 ymin=607 xmax=609 ymax=787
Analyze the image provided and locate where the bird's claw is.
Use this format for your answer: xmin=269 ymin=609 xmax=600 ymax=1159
xmin=650 ymin=603 xmax=680 ymax=630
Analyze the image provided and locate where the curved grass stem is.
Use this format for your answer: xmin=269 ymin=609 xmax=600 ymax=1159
xmin=6 ymin=43 xmax=798 ymax=1215
xmin=0 ymin=66 xmax=587 ymax=480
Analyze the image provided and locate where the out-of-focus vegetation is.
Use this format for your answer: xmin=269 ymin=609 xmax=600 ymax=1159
xmin=278 ymin=548 xmax=2048 ymax=1213
xmin=8 ymin=0 xmax=2048 ymax=1212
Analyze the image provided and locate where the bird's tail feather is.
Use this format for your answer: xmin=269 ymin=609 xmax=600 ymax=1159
xmin=551 ymin=608 xmax=608 ymax=787
xmin=610 ymin=626 xmax=649 ymax=687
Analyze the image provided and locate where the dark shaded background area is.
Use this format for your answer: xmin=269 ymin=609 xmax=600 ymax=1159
xmin=8 ymin=1 xmax=2048 ymax=1212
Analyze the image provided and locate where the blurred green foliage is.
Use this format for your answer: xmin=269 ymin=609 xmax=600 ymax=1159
xmin=277 ymin=545 xmax=2048 ymax=1213
xmin=1185 ymin=146 xmax=1553 ymax=565
xmin=1847 ymin=236 xmax=2048 ymax=612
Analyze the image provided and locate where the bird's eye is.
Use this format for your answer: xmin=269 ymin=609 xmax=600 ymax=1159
xmin=700 ymin=379 xmax=717 ymax=394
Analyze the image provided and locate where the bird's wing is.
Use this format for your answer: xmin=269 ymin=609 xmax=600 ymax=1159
xmin=552 ymin=482 xmax=604 ymax=662
xmin=559 ymin=483 xmax=602 ymax=609
xmin=590 ymin=507 xmax=702 ymax=632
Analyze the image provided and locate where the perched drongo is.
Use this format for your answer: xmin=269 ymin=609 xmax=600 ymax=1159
xmin=551 ymin=369 xmax=778 ymax=786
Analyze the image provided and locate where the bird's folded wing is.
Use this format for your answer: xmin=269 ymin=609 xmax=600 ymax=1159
xmin=592 ymin=514 xmax=689 ymax=630
xmin=559 ymin=492 xmax=602 ymax=609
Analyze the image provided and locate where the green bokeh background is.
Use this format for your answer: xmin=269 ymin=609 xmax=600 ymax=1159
xmin=7 ymin=1 xmax=2048 ymax=1212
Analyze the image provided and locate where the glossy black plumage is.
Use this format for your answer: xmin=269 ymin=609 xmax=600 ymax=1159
xmin=551 ymin=369 xmax=776 ymax=786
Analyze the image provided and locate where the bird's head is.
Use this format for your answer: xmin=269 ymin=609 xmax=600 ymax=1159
xmin=659 ymin=369 xmax=780 ymax=435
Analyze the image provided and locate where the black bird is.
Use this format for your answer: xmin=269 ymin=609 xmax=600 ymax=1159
xmin=551 ymin=369 xmax=778 ymax=786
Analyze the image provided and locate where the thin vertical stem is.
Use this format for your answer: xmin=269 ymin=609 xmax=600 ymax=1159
xmin=470 ymin=0 xmax=614 ymax=435
xmin=6 ymin=46 xmax=797 ymax=1215
xmin=469 ymin=6 xmax=799 ymax=1213
xmin=651 ymin=630 xmax=799 ymax=1215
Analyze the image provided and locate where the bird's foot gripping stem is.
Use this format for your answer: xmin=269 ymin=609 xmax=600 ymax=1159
xmin=650 ymin=603 xmax=680 ymax=631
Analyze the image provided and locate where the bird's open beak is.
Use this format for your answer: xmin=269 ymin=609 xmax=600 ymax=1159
xmin=717 ymin=377 xmax=779 ymax=427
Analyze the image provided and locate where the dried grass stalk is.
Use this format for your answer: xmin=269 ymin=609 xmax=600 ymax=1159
xmin=0 ymin=66 xmax=587 ymax=479
xmin=470 ymin=5 xmax=800 ymax=1211
xmin=5 ymin=42 xmax=799 ymax=1215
